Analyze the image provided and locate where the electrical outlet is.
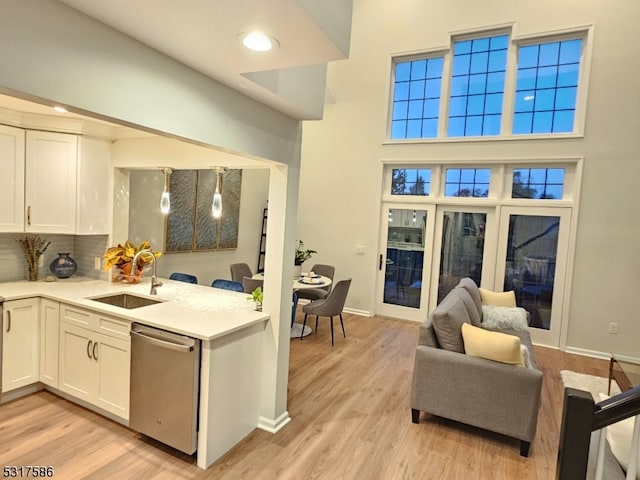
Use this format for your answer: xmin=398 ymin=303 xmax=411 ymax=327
xmin=94 ymin=256 xmax=102 ymax=270
xmin=609 ymin=322 xmax=619 ymax=334
xmin=356 ymin=245 xmax=365 ymax=255
xmin=38 ymin=255 xmax=44 ymax=267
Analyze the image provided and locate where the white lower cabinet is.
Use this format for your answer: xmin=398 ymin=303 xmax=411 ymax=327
xmin=2 ymin=298 xmax=39 ymax=393
xmin=58 ymin=305 xmax=131 ymax=420
xmin=40 ymin=299 xmax=59 ymax=388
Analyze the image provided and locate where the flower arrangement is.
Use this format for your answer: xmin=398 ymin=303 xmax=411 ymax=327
xmin=294 ymin=240 xmax=317 ymax=266
xmin=16 ymin=235 xmax=50 ymax=281
xmin=103 ymin=240 xmax=162 ymax=283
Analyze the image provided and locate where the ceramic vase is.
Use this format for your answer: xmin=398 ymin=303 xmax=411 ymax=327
xmin=49 ymin=253 xmax=78 ymax=279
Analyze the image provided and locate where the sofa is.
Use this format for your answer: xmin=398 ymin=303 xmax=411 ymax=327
xmin=410 ymin=277 xmax=543 ymax=457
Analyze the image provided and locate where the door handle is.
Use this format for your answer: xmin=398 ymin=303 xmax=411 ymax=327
xmin=379 ymin=254 xmax=383 ymax=271
xmin=27 ymin=205 xmax=31 ymax=226
xmin=93 ymin=341 xmax=98 ymax=361
xmin=6 ymin=310 xmax=10 ymax=332
xmin=130 ymin=330 xmax=194 ymax=352
xmin=87 ymin=340 xmax=93 ymax=359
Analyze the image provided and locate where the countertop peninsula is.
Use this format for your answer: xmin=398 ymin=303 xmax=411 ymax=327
xmin=0 ymin=277 xmax=269 ymax=341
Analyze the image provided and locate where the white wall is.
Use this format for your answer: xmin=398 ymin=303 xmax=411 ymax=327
xmin=0 ymin=0 xmax=307 ymax=433
xmin=128 ymin=168 xmax=269 ymax=286
xmin=0 ymin=0 xmax=300 ymax=165
xmin=298 ymin=0 xmax=640 ymax=357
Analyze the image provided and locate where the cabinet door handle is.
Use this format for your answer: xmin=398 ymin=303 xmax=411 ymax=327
xmin=87 ymin=340 xmax=93 ymax=359
xmin=6 ymin=310 xmax=10 ymax=332
xmin=27 ymin=205 xmax=31 ymax=226
xmin=379 ymin=254 xmax=383 ymax=271
xmin=92 ymin=342 xmax=98 ymax=361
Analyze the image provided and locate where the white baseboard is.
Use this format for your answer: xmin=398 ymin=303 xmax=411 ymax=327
xmin=343 ymin=307 xmax=372 ymax=317
xmin=257 ymin=411 xmax=291 ymax=434
xmin=564 ymin=346 xmax=640 ymax=364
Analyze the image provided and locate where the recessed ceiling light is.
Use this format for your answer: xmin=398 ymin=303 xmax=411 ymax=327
xmin=239 ymin=31 xmax=279 ymax=52
xmin=53 ymin=105 xmax=68 ymax=113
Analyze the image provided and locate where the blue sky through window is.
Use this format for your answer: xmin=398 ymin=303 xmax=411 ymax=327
xmin=512 ymin=168 xmax=565 ymax=199
xmin=445 ymin=168 xmax=490 ymax=197
xmin=448 ymin=35 xmax=508 ymax=137
xmin=391 ymin=57 xmax=443 ymax=139
xmin=513 ymin=39 xmax=582 ymax=134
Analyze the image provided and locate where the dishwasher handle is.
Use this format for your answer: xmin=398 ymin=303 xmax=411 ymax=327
xmin=130 ymin=329 xmax=194 ymax=353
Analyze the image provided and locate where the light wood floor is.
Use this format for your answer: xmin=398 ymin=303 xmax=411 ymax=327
xmin=0 ymin=313 xmax=609 ymax=479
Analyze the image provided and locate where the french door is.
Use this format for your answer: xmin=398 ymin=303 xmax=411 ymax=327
xmin=429 ymin=206 xmax=497 ymax=312
xmin=377 ymin=203 xmax=572 ymax=347
xmin=376 ymin=203 xmax=435 ymax=321
xmin=494 ymin=206 xmax=572 ymax=346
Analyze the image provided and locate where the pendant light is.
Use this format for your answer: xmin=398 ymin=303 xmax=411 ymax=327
xmin=212 ymin=168 xmax=226 ymax=219
xmin=160 ymin=168 xmax=172 ymax=214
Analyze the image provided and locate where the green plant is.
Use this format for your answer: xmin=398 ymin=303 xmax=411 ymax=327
xmin=247 ymin=286 xmax=263 ymax=305
xmin=294 ymin=240 xmax=317 ymax=265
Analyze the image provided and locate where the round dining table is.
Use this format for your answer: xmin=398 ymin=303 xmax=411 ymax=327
xmin=252 ymin=272 xmax=333 ymax=338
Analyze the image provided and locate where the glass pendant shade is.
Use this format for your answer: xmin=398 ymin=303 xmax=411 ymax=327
xmin=160 ymin=168 xmax=172 ymax=214
xmin=212 ymin=192 xmax=222 ymax=218
xmin=160 ymin=191 xmax=170 ymax=214
xmin=212 ymin=168 xmax=224 ymax=218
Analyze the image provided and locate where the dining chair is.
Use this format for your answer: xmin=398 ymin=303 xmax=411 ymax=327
xmin=242 ymin=276 xmax=264 ymax=294
xmin=230 ymin=263 xmax=253 ymax=283
xmin=169 ymin=272 xmax=198 ymax=284
xmin=295 ymin=264 xmax=336 ymax=302
xmin=211 ymin=279 xmax=244 ymax=292
xmin=301 ymin=278 xmax=352 ymax=346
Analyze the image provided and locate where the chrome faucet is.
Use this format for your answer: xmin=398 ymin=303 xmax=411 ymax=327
xmin=132 ymin=249 xmax=163 ymax=295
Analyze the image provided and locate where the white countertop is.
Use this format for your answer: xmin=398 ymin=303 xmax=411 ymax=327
xmin=0 ymin=277 xmax=269 ymax=341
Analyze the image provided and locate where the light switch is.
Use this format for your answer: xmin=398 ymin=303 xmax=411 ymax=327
xmin=94 ymin=256 xmax=102 ymax=270
xmin=356 ymin=245 xmax=365 ymax=255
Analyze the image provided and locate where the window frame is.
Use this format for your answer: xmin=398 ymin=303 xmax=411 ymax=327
xmin=388 ymin=48 xmax=449 ymax=140
xmin=385 ymin=24 xmax=593 ymax=144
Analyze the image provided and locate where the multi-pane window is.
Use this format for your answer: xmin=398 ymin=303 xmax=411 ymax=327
xmin=388 ymin=28 xmax=587 ymax=140
xmin=512 ymin=168 xmax=565 ymax=199
xmin=391 ymin=57 xmax=443 ymax=139
xmin=447 ymin=35 xmax=509 ymax=137
xmin=445 ymin=168 xmax=490 ymax=197
xmin=513 ymin=39 xmax=582 ymax=134
xmin=391 ymin=168 xmax=431 ymax=195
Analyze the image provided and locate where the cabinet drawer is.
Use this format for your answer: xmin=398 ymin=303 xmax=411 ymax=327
xmin=96 ymin=315 xmax=130 ymax=341
xmin=60 ymin=305 xmax=95 ymax=329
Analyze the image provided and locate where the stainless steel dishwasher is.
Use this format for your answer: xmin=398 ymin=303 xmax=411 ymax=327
xmin=129 ymin=323 xmax=201 ymax=454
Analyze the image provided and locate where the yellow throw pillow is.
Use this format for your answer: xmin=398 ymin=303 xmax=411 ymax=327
xmin=478 ymin=288 xmax=517 ymax=307
xmin=461 ymin=323 xmax=523 ymax=366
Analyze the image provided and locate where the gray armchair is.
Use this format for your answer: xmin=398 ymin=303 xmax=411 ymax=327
xmin=301 ymin=278 xmax=351 ymax=346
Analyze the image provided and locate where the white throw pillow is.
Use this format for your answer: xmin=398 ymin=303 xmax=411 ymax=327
xmin=599 ymin=393 xmax=640 ymax=479
xmin=481 ymin=305 xmax=529 ymax=332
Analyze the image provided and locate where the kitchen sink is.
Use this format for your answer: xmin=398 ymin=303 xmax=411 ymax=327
xmin=87 ymin=293 xmax=164 ymax=309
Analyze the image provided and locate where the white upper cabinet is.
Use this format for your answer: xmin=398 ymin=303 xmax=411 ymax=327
xmin=0 ymin=125 xmax=25 ymax=232
xmin=76 ymin=137 xmax=111 ymax=235
xmin=25 ymin=131 xmax=78 ymax=234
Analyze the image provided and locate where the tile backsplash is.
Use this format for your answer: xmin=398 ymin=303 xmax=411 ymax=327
xmin=0 ymin=233 xmax=109 ymax=282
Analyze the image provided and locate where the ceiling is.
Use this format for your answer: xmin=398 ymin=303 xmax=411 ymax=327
xmin=56 ymin=0 xmax=351 ymax=120
xmin=0 ymin=1 xmax=351 ymax=147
